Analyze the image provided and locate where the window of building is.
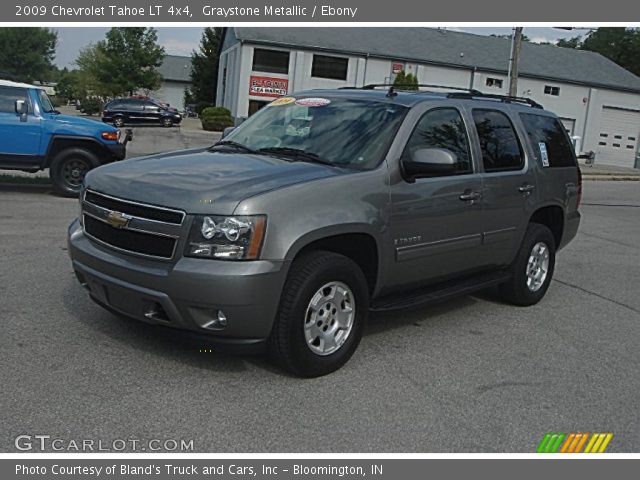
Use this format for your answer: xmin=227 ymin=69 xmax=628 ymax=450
xmin=248 ymin=100 xmax=269 ymax=116
xmin=311 ymin=54 xmax=349 ymax=81
xmin=485 ymin=77 xmax=503 ymax=89
xmin=252 ymin=48 xmax=290 ymax=74
xmin=544 ymin=85 xmax=560 ymax=96
xmin=472 ymin=109 xmax=524 ymax=172
xmin=520 ymin=113 xmax=577 ymax=168
xmin=0 ymin=86 xmax=30 ymax=113
xmin=402 ymin=108 xmax=473 ymax=175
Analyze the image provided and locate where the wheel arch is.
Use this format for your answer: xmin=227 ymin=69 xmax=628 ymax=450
xmin=45 ymin=136 xmax=109 ymax=168
xmin=284 ymin=227 xmax=381 ymax=296
xmin=528 ymin=203 xmax=565 ymax=249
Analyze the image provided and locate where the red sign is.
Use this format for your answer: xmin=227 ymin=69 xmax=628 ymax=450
xmin=392 ymin=63 xmax=403 ymax=74
xmin=249 ymin=76 xmax=289 ymax=98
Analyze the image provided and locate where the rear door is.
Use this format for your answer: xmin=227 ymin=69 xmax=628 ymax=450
xmin=468 ymin=108 xmax=537 ymax=267
xmin=126 ymin=100 xmax=145 ymax=123
xmin=387 ymin=106 xmax=484 ymax=288
xmin=0 ymin=86 xmax=42 ymax=165
xmin=143 ymin=101 xmax=162 ymax=123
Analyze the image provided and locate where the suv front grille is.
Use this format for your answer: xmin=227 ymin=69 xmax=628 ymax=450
xmin=83 ymin=215 xmax=176 ymax=258
xmin=82 ymin=190 xmax=185 ymax=259
xmin=84 ymin=190 xmax=184 ymax=224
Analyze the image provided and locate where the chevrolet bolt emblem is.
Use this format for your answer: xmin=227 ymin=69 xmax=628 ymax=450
xmin=106 ymin=211 xmax=131 ymax=229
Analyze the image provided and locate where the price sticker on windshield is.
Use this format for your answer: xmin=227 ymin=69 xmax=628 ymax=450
xmin=295 ymin=98 xmax=331 ymax=107
xmin=270 ymin=97 xmax=296 ymax=106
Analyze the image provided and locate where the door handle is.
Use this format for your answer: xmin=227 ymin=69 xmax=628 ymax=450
xmin=518 ymin=184 xmax=536 ymax=194
xmin=459 ymin=190 xmax=481 ymax=202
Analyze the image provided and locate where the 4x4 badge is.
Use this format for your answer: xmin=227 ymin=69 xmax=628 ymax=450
xmin=106 ymin=211 xmax=131 ymax=229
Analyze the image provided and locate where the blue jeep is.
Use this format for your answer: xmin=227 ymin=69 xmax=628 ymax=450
xmin=0 ymin=80 xmax=132 ymax=196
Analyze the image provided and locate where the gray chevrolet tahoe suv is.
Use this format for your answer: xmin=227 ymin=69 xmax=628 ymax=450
xmin=67 ymin=86 xmax=581 ymax=377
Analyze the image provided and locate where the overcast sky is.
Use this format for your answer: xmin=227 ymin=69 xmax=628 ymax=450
xmin=54 ymin=27 xmax=584 ymax=68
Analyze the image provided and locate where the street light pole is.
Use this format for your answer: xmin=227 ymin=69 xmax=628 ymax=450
xmin=507 ymin=27 xmax=523 ymax=97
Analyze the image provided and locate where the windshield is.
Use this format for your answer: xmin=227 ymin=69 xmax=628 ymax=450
xmin=37 ymin=89 xmax=55 ymax=113
xmin=225 ymin=96 xmax=408 ymax=169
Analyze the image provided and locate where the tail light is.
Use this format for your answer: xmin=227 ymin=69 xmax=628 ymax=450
xmin=576 ymin=167 xmax=583 ymax=209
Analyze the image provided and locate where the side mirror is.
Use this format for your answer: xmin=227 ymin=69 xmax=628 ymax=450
xmin=222 ymin=126 xmax=236 ymax=139
xmin=15 ymin=100 xmax=28 ymax=122
xmin=402 ymin=148 xmax=458 ymax=180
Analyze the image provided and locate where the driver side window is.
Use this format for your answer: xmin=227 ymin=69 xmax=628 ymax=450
xmin=402 ymin=108 xmax=473 ymax=175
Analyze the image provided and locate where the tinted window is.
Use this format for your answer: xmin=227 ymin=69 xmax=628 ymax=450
xmin=107 ymin=101 xmax=123 ymax=110
xmin=125 ymin=100 xmax=144 ymax=111
xmin=0 ymin=86 xmax=29 ymax=114
xmin=403 ymin=108 xmax=472 ymax=175
xmin=144 ymin=101 xmax=161 ymax=111
xmin=520 ymin=113 xmax=577 ymax=168
xmin=311 ymin=55 xmax=349 ymax=80
xmin=472 ymin=109 xmax=524 ymax=172
xmin=252 ymin=48 xmax=290 ymax=74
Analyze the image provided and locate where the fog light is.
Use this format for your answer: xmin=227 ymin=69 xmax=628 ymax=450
xmin=191 ymin=308 xmax=228 ymax=330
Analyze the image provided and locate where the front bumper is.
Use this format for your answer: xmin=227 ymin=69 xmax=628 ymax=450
xmin=67 ymin=219 xmax=289 ymax=344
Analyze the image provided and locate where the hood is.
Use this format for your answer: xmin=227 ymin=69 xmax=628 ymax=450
xmin=53 ymin=113 xmax=114 ymax=130
xmin=84 ymin=148 xmax=344 ymax=214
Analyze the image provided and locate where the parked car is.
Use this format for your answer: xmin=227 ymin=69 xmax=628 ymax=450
xmin=0 ymin=79 xmax=132 ymax=196
xmin=68 ymin=86 xmax=581 ymax=376
xmin=102 ymin=98 xmax=182 ymax=127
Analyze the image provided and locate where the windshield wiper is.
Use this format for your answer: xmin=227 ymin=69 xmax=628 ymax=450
xmin=258 ymin=147 xmax=334 ymax=166
xmin=209 ymin=140 xmax=257 ymax=154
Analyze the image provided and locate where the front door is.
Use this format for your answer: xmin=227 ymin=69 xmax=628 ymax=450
xmin=0 ymin=86 xmax=42 ymax=166
xmin=386 ymin=106 xmax=484 ymax=289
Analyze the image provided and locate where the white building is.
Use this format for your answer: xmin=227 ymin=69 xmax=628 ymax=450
xmin=151 ymin=54 xmax=192 ymax=111
xmin=217 ymin=28 xmax=640 ymax=168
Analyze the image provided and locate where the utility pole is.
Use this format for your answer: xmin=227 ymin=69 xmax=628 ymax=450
xmin=508 ymin=27 xmax=523 ymax=97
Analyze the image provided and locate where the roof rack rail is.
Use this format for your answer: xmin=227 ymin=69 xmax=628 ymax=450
xmin=446 ymin=91 xmax=544 ymax=109
xmin=361 ymin=83 xmax=484 ymax=96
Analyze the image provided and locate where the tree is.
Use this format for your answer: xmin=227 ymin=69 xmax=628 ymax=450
xmin=393 ymin=70 xmax=418 ymax=90
xmin=0 ymin=28 xmax=57 ymax=83
xmin=188 ymin=27 xmax=224 ymax=104
xmin=555 ymin=28 xmax=640 ymax=77
xmin=74 ymin=28 xmax=165 ymax=98
xmin=393 ymin=70 xmax=406 ymax=88
xmin=490 ymin=33 xmax=531 ymax=42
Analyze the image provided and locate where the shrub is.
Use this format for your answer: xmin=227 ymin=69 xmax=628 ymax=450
xmin=79 ymin=97 xmax=102 ymax=115
xmin=195 ymin=101 xmax=214 ymax=115
xmin=201 ymin=115 xmax=234 ymax=132
xmin=201 ymin=106 xmax=232 ymax=118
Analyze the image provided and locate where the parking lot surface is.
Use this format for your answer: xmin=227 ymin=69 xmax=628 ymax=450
xmin=1 ymin=181 xmax=639 ymax=452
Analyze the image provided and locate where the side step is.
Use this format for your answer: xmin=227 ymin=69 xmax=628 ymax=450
xmin=370 ymin=270 xmax=511 ymax=312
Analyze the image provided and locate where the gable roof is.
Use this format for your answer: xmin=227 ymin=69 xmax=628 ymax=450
xmin=158 ymin=55 xmax=192 ymax=83
xmin=231 ymin=27 xmax=640 ymax=94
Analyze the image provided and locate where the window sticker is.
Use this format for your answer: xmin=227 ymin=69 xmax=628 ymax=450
xmin=295 ymin=97 xmax=331 ymax=107
xmin=539 ymin=142 xmax=550 ymax=167
xmin=269 ymin=97 xmax=296 ymax=106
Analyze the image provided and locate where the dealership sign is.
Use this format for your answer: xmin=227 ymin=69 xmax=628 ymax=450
xmin=249 ymin=76 xmax=289 ymax=98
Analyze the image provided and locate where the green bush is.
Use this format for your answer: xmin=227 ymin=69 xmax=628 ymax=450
xmin=201 ymin=114 xmax=234 ymax=132
xmin=79 ymin=97 xmax=102 ymax=115
xmin=201 ymin=106 xmax=232 ymax=118
xmin=195 ymin=101 xmax=214 ymax=115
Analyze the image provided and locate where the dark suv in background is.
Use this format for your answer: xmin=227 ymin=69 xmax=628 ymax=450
xmin=102 ymin=98 xmax=182 ymax=128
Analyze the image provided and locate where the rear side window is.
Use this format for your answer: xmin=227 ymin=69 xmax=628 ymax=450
xmin=472 ymin=109 xmax=524 ymax=172
xmin=0 ymin=86 xmax=30 ymax=114
xmin=520 ymin=113 xmax=577 ymax=168
xmin=403 ymin=107 xmax=472 ymax=175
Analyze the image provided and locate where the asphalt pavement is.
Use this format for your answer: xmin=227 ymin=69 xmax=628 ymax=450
xmin=1 ymin=182 xmax=639 ymax=452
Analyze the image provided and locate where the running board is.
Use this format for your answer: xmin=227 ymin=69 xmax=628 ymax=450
xmin=370 ymin=270 xmax=511 ymax=312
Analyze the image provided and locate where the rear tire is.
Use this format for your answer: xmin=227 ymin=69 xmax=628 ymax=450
xmin=268 ymin=251 xmax=369 ymax=377
xmin=49 ymin=147 xmax=99 ymax=197
xmin=499 ymin=223 xmax=556 ymax=306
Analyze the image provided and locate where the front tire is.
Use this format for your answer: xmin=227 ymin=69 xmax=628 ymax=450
xmin=49 ymin=148 xmax=99 ymax=197
xmin=113 ymin=116 xmax=125 ymax=128
xmin=499 ymin=223 xmax=556 ymax=306
xmin=161 ymin=117 xmax=173 ymax=128
xmin=268 ymin=251 xmax=369 ymax=377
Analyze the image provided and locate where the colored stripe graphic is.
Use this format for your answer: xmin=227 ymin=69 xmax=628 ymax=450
xmin=538 ymin=433 xmax=613 ymax=453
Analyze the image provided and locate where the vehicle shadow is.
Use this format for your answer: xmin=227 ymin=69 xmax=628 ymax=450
xmin=0 ymin=182 xmax=53 ymax=194
xmin=62 ymin=275 xmax=503 ymax=378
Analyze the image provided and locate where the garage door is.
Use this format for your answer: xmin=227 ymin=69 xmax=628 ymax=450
xmin=596 ymin=106 xmax=640 ymax=168
xmin=560 ymin=117 xmax=575 ymax=136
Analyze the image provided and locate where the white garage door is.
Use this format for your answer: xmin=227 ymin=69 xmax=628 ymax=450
xmin=596 ymin=106 xmax=640 ymax=168
xmin=560 ymin=117 xmax=575 ymax=136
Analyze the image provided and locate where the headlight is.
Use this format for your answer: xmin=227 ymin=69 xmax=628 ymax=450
xmin=185 ymin=215 xmax=266 ymax=260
